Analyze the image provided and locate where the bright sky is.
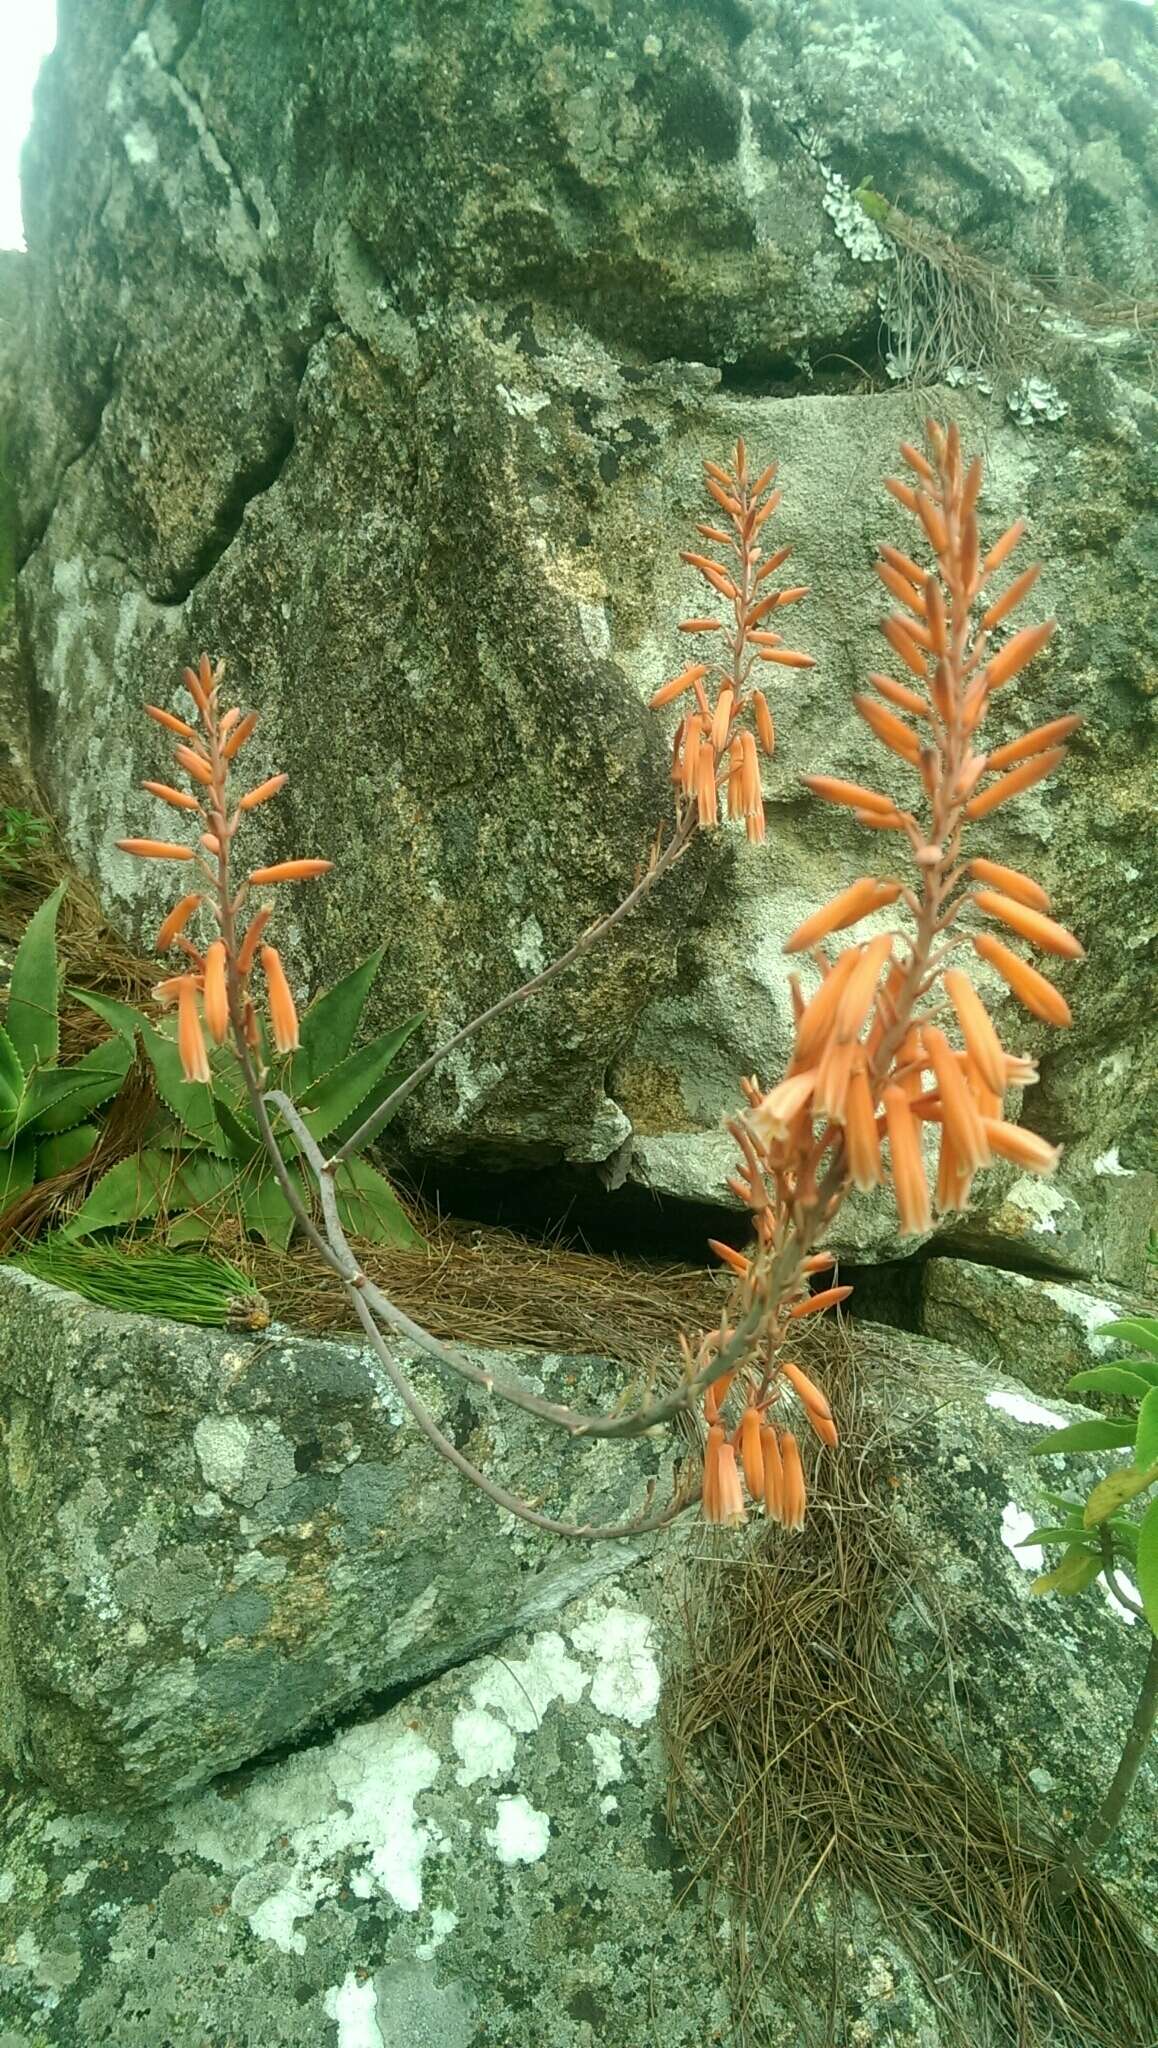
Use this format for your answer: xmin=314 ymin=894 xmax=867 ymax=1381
xmin=2 ymin=4 xmax=58 ymax=248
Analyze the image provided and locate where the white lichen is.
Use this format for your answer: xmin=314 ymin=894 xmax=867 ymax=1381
xmin=986 ymin=1390 xmax=1068 ymax=1430
xmin=486 ymin=1795 xmax=551 ymax=1866
xmin=570 ymin=1607 xmax=661 ymax=1725
xmin=451 ymin=1707 xmax=517 ymax=1787
xmin=1091 ymin=1146 xmax=1132 ymax=1177
xmin=324 ymin=1971 xmax=385 ymax=2048
xmin=1001 ymin=1502 xmax=1044 ymax=1571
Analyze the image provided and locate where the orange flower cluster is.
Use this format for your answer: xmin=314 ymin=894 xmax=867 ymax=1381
xmin=650 ymin=439 xmax=814 ymax=842
xmin=691 ymin=1239 xmax=845 ymax=1527
xmin=682 ymin=422 xmax=1082 ymax=1527
xmin=117 ymin=654 xmax=332 ymax=1082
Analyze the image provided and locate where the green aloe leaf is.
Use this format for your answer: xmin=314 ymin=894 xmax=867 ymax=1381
xmin=6 ymin=880 xmax=65 ymax=1073
xmin=34 ymin=1037 xmax=134 ymax=1132
xmin=333 ymin=1155 xmax=424 ymax=1248
xmin=1083 ymin=1463 xmax=1158 ymax=1527
xmin=69 ymin=988 xmax=150 ymax=1046
xmin=289 ymin=948 xmax=386 ymax=1092
xmin=1031 ymin=1544 xmax=1103 ymax=1597
xmin=167 ymin=1209 xmax=213 ymax=1247
xmin=212 ymin=1092 xmax=264 ymax=1164
xmin=0 ymin=1138 xmax=38 ymax=1211
xmin=61 ymin=1150 xmax=177 ymax=1234
xmin=0 ymin=1021 xmax=25 ymax=1110
xmin=1029 ymin=1419 xmax=1138 ymax=1457
xmin=300 ymin=1019 xmax=421 ymax=1146
xmin=74 ymin=991 xmax=228 ymax=1144
xmin=137 ymin=1017 xmax=231 ymax=1154
xmin=1137 ymin=1497 xmax=1158 ymax=1633
xmin=13 ymin=1063 xmax=124 ymax=1138
xmin=1065 ymin=1366 xmax=1154 ymax=1401
xmin=1096 ymin=1318 xmax=1158 ymax=1360
xmin=1112 ymin=1356 xmax=1158 ymax=1389
xmin=63 ymin=1151 xmax=240 ymax=1237
xmin=1135 ymin=1388 xmax=1158 ymax=1472
xmin=36 ymin=1124 xmax=101 ymax=1178
xmin=240 ymin=1169 xmax=300 ymax=1250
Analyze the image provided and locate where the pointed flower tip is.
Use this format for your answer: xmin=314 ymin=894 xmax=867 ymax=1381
xmin=261 ymin=944 xmax=301 ymax=1053
xmin=246 ymin=858 xmax=333 ymax=885
xmin=117 ymin=837 xmax=195 ymax=861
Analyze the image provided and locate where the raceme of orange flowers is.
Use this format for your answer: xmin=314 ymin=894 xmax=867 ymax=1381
xmin=649 ymin=439 xmax=815 ymax=843
xmin=117 ymin=654 xmax=332 ymax=1082
xmin=659 ymin=427 xmax=1082 ymax=1530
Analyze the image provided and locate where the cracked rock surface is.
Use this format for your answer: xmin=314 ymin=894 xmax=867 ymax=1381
xmin=11 ymin=0 xmax=1158 ymax=1272
xmin=0 ymin=1268 xmax=673 ymax=1811
xmin=2 ymin=1323 xmax=1155 ymax=2047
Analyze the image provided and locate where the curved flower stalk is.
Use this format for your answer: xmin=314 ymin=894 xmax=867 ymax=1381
xmin=118 ymin=536 xmax=809 ymax=1537
xmin=693 ymin=420 xmax=1082 ymax=1528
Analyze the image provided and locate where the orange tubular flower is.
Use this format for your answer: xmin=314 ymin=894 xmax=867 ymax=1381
xmin=845 ymin=1064 xmax=884 ymax=1191
xmin=651 ymin=441 xmax=810 ymax=840
xmin=155 ymin=893 xmax=202 ymax=952
xmin=261 ymin=946 xmax=301 ymax=1054
xmin=802 ymin=774 xmax=896 ymax=816
xmin=779 ymin=1433 xmax=807 ymax=1533
xmin=942 ymin=969 xmax=1006 ymax=1097
xmin=972 ymin=889 xmax=1084 ymax=960
xmin=202 ymin=941 xmax=229 ymax=1045
xmin=783 ymin=879 xmax=902 ymax=956
xmin=247 ymin=859 xmax=334 ymax=885
xmin=982 ymin=1119 xmax=1062 ymax=1173
xmin=761 ymin=1426 xmax=785 ymax=1522
xmin=124 ymin=654 xmax=333 ymax=1085
xmin=239 ymin=773 xmax=290 ymax=812
xmin=711 ymin=1442 xmax=747 ymax=1527
xmin=966 ymin=858 xmax=1050 ymax=912
xmin=142 ymin=780 xmax=202 ymax=813
xmin=117 ymin=838 xmax=195 ymax=862
xmin=781 ymin=1359 xmax=832 ymax=1421
xmin=923 ymin=1026 xmax=990 ymax=1176
xmin=884 ymin=1086 xmax=932 ymax=1237
xmin=740 ymin=1405 xmax=765 ymax=1497
xmin=972 ymin=933 xmax=1073 ymax=1027
xmin=789 ymin=1284 xmax=853 ymax=1318
xmin=176 ymin=977 xmax=211 ymax=1085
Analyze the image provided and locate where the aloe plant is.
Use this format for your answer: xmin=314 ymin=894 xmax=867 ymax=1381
xmin=0 ymin=882 xmax=132 ymax=1214
xmin=64 ymin=948 xmax=423 ymax=1249
xmin=1023 ymin=1313 xmax=1158 ymax=1893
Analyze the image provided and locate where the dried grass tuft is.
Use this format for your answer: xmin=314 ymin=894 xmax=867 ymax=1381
xmin=662 ymin=1318 xmax=1158 ymax=2048
xmin=205 ymin=1204 xmax=725 ymax=1369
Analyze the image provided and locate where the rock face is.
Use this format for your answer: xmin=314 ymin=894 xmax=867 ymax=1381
xmin=11 ymin=0 xmax=1158 ymax=1276
xmin=0 ymin=1268 xmax=672 ymax=1811
xmin=919 ymin=1256 xmax=1154 ymax=1396
xmin=2 ymin=1313 xmax=1155 ymax=2048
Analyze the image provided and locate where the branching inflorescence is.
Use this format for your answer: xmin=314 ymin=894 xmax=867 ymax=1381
xmin=117 ymin=422 xmax=1081 ymax=1541
xmin=670 ymin=424 xmax=1082 ymax=1526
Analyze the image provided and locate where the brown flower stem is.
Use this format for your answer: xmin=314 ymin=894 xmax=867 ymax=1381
xmin=234 ymin=1056 xmax=703 ymax=1535
xmin=326 ymin=808 xmax=696 ymax=1170
xmin=265 ymin=1079 xmax=769 ymax=1446
xmin=342 ymin=1278 xmax=700 ymax=1540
